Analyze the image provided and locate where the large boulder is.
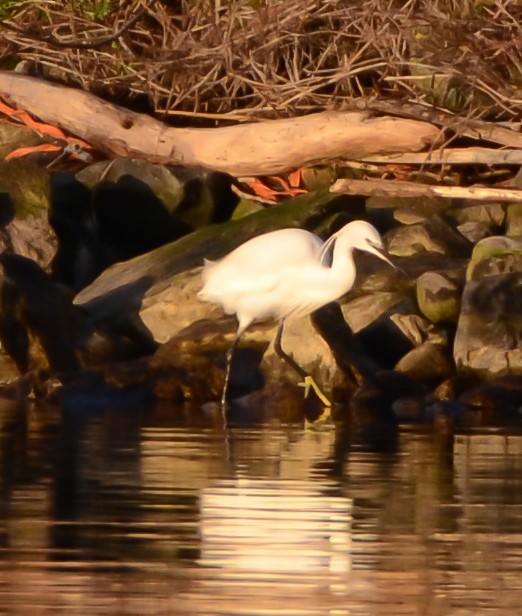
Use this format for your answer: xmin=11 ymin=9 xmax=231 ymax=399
xmin=454 ymin=235 xmax=522 ymax=377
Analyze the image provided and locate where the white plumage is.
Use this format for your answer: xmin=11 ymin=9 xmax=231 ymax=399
xmin=198 ymin=220 xmax=394 ymax=407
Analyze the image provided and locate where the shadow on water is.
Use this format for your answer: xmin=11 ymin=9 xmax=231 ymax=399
xmin=2 ymin=396 xmax=522 ymax=614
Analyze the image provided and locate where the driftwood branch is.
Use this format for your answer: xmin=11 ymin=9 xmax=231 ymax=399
xmin=331 ymin=178 xmax=522 ymax=204
xmin=362 ymin=147 xmax=522 ymax=166
xmin=359 ymin=98 xmax=522 ymax=149
xmin=0 ymin=72 xmax=440 ymax=176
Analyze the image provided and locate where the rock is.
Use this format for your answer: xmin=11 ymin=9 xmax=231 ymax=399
xmin=454 ymin=235 xmax=522 ymax=377
xmin=447 ymin=201 xmax=505 ymax=228
xmin=425 ymin=399 xmax=470 ymax=430
xmin=77 ymin=158 xmax=238 ymax=229
xmin=391 ymin=395 xmax=425 ymax=422
xmin=458 ymin=375 xmax=522 ymax=415
xmin=340 ymin=292 xmax=406 ymax=333
xmin=430 ymin=373 xmax=481 ymax=401
xmin=389 ymin=313 xmax=446 ymax=347
xmin=45 ymin=338 xmax=226 ymax=409
xmin=311 ymin=299 xmax=443 ymax=400
xmin=0 ymin=120 xmax=43 ymax=160
xmin=310 ymin=302 xmax=382 ymax=384
xmin=367 ymin=195 xmax=448 ymax=218
xmin=0 ymin=254 xmax=146 ymax=393
xmin=261 ymin=314 xmax=339 ymax=387
xmin=301 ymin=166 xmax=337 ymax=191
xmin=0 ymin=351 xmax=20 ymax=386
xmin=394 ymin=342 xmax=454 ymax=385
xmin=416 ymin=270 xmax=462 ymax=324
xmin=456 ymin=221 xmax=493 ymax=243
xmin=367 ymin=195 xmax=448 ymax=238
xmin=231 ymin=198 xmax=264 ymax=219
xmin=0 ymin=159 xmax=56 ymax=268
xmin=387 ymin=215 xmax=472 ymax=258
xmin=447 ymin=200 xmax=506 ymax=244
xmin=232 ymin=381 xmax=329 ymax=425
xmin=49 ymin=173 xmax=100 ymax=289
xmin=506 ymin=203 xmax=522 ymax=237
xmin=393 ymin=209 xmax=427 ymax=225
xmin=350 ymin=369 xmax=425 ymax=410
xmin=349 ymin=303 xmax=417 ymax=368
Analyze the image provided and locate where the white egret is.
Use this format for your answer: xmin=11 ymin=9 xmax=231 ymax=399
xmin=198 ymin=220 xmax=395 ymax=407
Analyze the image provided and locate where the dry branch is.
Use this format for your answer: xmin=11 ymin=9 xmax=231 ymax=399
xmin=0 ymin=72 xmax=440 ymax=176
xmin=362 ymin=99 xmax=522 ymax=149
xmin=331 ymin=178 xmax=522 ymax=204
xmin=362 ymin=147 xmax=522 ymax=166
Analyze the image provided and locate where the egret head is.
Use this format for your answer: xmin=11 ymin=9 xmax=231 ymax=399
xmin=322 ymin=220 xmax=395 ymax=268
xmin=350 ymin=220 xmax=395 ymax=267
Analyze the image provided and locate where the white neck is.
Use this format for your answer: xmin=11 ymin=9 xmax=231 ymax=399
xmin=325 ymin=241 xmax=357 ymax=301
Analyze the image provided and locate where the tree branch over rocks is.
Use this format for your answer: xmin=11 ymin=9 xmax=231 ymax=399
xmin=0 ymin=73 xmax=440 ymax=176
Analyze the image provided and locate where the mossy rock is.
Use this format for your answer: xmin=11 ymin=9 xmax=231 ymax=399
xmin=0 ymin=121 xmax=42 ymax=160
xmin=0 ymin=160 xmax=54 ymax=267
xmin=0 ymin=159 xmax=50 ymax=220
xmin=466 ymin=236 xmax=522 ymax=282
xmin=506 ymin=204 xmax=522 ymax=237
xmin=416 ymin=271 xmax=461 ymax=324
xmin=455 ymin=235 xmax=522 ymax=377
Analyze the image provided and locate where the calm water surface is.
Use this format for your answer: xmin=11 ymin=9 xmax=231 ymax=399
xmin=1 ymin=398 xmax=522 ymax=615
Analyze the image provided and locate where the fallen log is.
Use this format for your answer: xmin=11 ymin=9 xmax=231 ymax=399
xmin=331 ymin=178 xmax=522 ymax=204
xmin=0 ymin=72 xmax=440 ymax=176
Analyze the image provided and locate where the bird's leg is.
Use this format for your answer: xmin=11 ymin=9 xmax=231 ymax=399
xmin=273 ymin=322 xmax=331 ymax=407
xmin=221 ymin=331 xmax=242 ymax=409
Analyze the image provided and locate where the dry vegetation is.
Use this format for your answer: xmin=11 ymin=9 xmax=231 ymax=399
xmin=0 ymin=0 xmax=520 ymax=124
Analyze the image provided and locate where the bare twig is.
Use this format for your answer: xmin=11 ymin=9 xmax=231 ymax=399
xmin=361 ymin=147 xmax=522 ymax=166
xmin=331 ymin=177 xmax=522 ymax=203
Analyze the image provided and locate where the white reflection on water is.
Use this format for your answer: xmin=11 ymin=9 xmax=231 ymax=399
xmin=200 ymin=478 xmax=352 ymax=574
xmin=3 ymin=401 xmax=522 ymax=614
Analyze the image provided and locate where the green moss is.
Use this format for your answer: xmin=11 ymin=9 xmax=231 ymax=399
xmin=466 ymin=236 xmax=522 ymax=281
xmin=66 ymin=0 xmax=115 ymax=21
xmin=0 ymin=1 xmax=24 ymax=20
xmin=0 ymin=160 xmax=50 ymax=219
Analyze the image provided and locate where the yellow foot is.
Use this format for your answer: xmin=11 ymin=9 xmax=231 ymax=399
xmin=298 ymin=375 xmax=331 ymax=407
